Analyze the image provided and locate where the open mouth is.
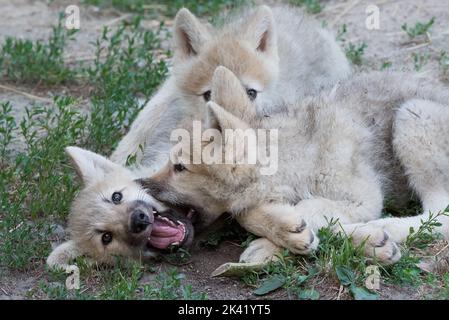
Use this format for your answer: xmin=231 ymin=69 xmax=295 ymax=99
xmin=147 ymin=209 xmax=196 ymax=250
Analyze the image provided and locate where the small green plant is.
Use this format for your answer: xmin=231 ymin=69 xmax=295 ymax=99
xmin=142 ymin=267 xmax=207 ymax=300
xmin=384 ymin=208 xmax=448 ymax=286
xmin=381 ymin=60 xmax=392 ymax=70
xmin=345 ymin=42 xmax=367 ymax=66
xmin=290 ymin=0 xmax=323 ymax=14
xmin=336 ymin=24 xmax=367 ymax=66
xmin=439 ymin=51 xmax=449 ymax=74
xmin=86 ymin=16 xmax=168 ymax=154
xmin=251 ymin=220 xmax=376 ymax=300
xmin=0 ymin=14 xmax=76 ymax=85
xmin=255 ymin=250 xmax=320 ymax=299
xmin=83 ymin=0 xmax=245 ymax=17
xmin=314 ymin=220 xmax=368 ymax=274
xmin=336 ymin=24 xmax=347 ymax=42
xmin=38 ymin=260 xmax=206 ymax=300
xmin=0 ymin=15 xmax=168 ymax=272
xmin=402 ymin=17 xmax=435 ymax=38
xmin=412 ymin=52 xmax=429 ymax=71
xmin=0 ymin=97 xmax=87 ymax=269
xmin=313 ymin=221 xmax=377 ymax=300
xmin=335 ymin=266 xmax=378 ymax=300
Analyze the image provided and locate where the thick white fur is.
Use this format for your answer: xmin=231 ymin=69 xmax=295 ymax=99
xmin=50 ymin=70 xmax=449 ymax=267
xmin=110 ymin=5 xmax=351 ymax=171
xmin=175 ymin=68 xmax=449 ymax=265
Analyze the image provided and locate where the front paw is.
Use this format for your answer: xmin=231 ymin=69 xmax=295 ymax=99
xmin=239 ymin=238 xmax=282 ymax=263
xmin=276 ymin=219 xmax=319 ymax=255
xmin=346 ymin=224 xmax=401 ymax=265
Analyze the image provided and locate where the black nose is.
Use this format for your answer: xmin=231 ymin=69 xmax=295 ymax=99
xmin=130 ymin=209 xmax=152 ymax=233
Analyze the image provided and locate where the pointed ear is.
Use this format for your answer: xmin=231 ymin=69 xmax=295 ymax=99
xmin=211 ymin=66 xmax=255 ymax=119
xmin=46 ymin=240 xmax=81 ymax=270
xmin=243 ymin=6 xmax=277 ymax=56
xmin=65 ymin=146 xmax=120 ymax=186
xmin=206 ymin=101 xmax=249 ymax=133
xmin=173 ymin=8 xmax=211 ymax=59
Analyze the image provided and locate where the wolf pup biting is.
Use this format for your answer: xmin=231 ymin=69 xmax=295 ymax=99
xmin=47 ymin=5 xmax=351 ymax=268
xmin=142 ymin=66 xmax=449 ymax=265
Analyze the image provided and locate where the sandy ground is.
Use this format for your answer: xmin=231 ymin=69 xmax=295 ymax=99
xmin=1 ymin=0 xmax=449 ymax=300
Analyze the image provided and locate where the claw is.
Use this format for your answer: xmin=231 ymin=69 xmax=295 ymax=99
xmin=375 ymin=231 xmax=389 ymax=247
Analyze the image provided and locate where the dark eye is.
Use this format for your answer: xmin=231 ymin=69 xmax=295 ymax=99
xmin=174 ymin=163 xmax=186 ymax=172
xmin=102 ymin=232 xmax=113 ymax=245
xmin=203 ymin=90 xmax=211 ymax=102
xmin=246 ymin=89 xmax=257 ymax=101
xmin=111 ymin=192 xmax=122 ymax=204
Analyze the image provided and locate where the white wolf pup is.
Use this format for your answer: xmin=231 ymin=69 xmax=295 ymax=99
xmin=47 ymin=5 xmax=351 ymax=269
xmin=110 ymin=5 xmax=351 ymax=171
xmin=46 ymin=147 xmax=194 ymax=269
xmin=142 ymin=66 xmax=449 ymax=265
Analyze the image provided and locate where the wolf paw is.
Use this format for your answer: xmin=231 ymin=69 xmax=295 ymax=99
xmin=277 ymin=219 xmax=319 ymax=255
xmin=239 ymin=238 xmax=282 ymax=263
xmin=349 ymin=225 xmax=401 ymax=265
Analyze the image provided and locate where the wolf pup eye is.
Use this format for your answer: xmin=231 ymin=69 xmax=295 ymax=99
xmin=174 ymin=163 xmax=186 ymax=172
xmin=246 ymin=89 xmax=257 ymax=101
xmin=203 ymin=90 xmax=211 ymax=102
xmin=102 ymin=232 xmax=113 ymax=245
xmin=112 ymin=192 xmax=122 ymax=204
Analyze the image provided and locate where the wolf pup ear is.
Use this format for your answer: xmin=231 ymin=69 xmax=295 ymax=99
xmin=46 ymin=240 xmax=81 ymax=270
xmin=205 ymin=101 xmax=249 ymax=133
xmin=173 ymin=8 xmax=211 ymax=60
xmin=243 ymin=6 xmax=277 ymax=56
xmin=211 ymin=66 xmax=255 ymax=119
xmin=65 ymin=146 xmax=120 ymax=186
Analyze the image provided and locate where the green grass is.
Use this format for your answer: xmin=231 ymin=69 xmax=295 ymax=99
xmin=1 ymin=4 xmax=448 ymax=301
xmin=33 ymin=259 xmax=206 ymax=299
xmin=246 ymin=220 xmax=378 ymax=300
xmin=402 ymin=17 xmax=435 ymax=39
xmin=289 ymin=0 xmax=323 ymax=14
xmin=0 ymin=97 xmax=87 ymax=269
xmin=412 ymin=52 xmax=429 ymax=71
xmin=83 ymin=0 xmax=245 ymax=17
xmin=0 ymin=14 xmax=76 ymax=85
xmin=336 ymin=24 xmax=367 ymax=66
xmin=380 ymin=60 xmax=392 ymax=70
xmin=383 ymin=208 xmax=449 ymax=287
xmin=439 ymin=51 xmax=449 ymax=74
xmin=0 ymin=15 xmax=167 ymax=271
xmin=345 ymin=42 xmax=367 ymax=66
xmin=85 ymin=16 xmax=168 ymax=154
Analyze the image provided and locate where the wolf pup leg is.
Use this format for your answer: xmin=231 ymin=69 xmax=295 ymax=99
xmin=344 ymin=99 xmax=449 ymax=246
xmin=47 ymin=240 xmax=81 ymax=270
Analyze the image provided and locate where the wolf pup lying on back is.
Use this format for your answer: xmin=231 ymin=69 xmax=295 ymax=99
xmin=110 ymin=4 xmax=351 ymax=172
xmin=142 ymin=66 xmax=449 ymax=265
xmin=46 ymin=147 xmax=194 ymax=268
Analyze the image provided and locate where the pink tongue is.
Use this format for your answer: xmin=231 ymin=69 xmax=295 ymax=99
xmin=149 ymin=218 xmax=185 ymax=249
